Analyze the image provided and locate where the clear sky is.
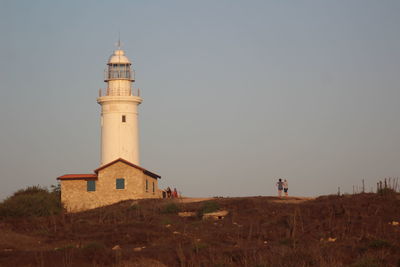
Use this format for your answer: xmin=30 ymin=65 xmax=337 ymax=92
xmin=1 ymin=0 xmax=399 ymax=200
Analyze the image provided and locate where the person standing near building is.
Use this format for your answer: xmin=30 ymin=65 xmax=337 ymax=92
xmin=283 ymin=179 xmax=289 ymax=197
xmin=276 ymin=178 xmax=283 ymax=197
xmin=166 ymin=187 xmax=172 ymax=198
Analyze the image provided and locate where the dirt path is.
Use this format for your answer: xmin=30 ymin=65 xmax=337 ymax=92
xmin=177 ymin=197 xmax=214 ymax=203
xmin=269 ymin=196 xmax=315 ymax=204
xmin=177 ymin=196 xmax=314 ymax=204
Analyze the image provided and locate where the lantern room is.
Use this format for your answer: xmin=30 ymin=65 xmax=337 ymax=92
xmin=104 ymin=49 xmax=135 ymax=82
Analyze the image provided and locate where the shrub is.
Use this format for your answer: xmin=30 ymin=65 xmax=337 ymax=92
xmin=0 ymin=185 xmax=63 ymax=217
xmin=128 ymin=203 xmax=140 ymax=211
xmin=197 ymin=201 xmax=220 ymax=216
xmin=54 ymin=244 xmax=75 ymax=251
xmin=161 ymin=218 xmax=172 ymax=225
xmin=377 ymin=187 xmax=397 ymax=196
xmin=201 ymin=201 xmax=220 ymax=213
xmin=192 ymin=242 xmax=208 ymax=252
xmin=83 ymin=242 xmax=105 ymax=250
xmin=162 ymin=202 xmax=180 ymax=214
xmin=278 ymin=238 xmax=292 ymax=246
xmin=351 ymin=257 xmax=380 ymax=267
xmin=368 ymin=239 xmax=391 ymax=249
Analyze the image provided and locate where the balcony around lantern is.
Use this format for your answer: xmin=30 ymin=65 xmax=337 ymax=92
xmin=98 ymin=87 xmax=141 ymax=97
xmin=97 ymin=89 xmax=143 ymax=105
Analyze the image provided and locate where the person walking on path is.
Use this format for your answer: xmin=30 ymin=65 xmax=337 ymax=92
xmin=283 ymin=179 xmax=289 ymax=197
xmin=276 ymin=178 xmax=283 ymax=197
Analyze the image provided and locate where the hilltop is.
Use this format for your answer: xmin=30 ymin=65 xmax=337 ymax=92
xmin=0 ymin=193 xmax=399 ymax=266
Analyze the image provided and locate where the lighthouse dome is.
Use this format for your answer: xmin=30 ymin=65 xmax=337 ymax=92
xmin=108 ymin=49 xmax=131 ymax=64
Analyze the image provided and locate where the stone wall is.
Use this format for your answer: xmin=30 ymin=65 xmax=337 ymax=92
xmin=61 ymin=161 xmax=161 ymax=212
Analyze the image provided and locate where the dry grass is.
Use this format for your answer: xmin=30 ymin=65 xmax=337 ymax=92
xmin=0 ymin=193 xmax=399 ymax=266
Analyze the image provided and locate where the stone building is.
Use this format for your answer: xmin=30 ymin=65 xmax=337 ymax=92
xmin=58 ymin=44 xmax=161 ymax=212
xmin=58 ymin=158 xmax=161 ymax=212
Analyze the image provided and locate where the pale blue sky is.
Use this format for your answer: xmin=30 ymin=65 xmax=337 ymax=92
xmin=1 ymin=0 xmax=399 ymax=199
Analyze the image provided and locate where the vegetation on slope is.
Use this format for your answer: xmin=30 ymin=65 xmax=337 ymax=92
xmin=0 ymin=189 xmax=399 ymax=266
xmin=0 ymin=185 xmax=62 ymax=217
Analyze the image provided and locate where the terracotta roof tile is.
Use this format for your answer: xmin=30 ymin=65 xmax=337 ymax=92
xmin=57 ymin=174 xmax=97 ymax=180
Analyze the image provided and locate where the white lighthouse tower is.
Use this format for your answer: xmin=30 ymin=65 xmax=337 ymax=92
xmin=97 ymin=45 xmax=143 ymax=166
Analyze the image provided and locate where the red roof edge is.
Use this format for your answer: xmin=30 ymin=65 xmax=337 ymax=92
xmin=57 ymin=174 xmax=97 ymax=180
xmin=94 ymin=158 xmax=161 ymax=179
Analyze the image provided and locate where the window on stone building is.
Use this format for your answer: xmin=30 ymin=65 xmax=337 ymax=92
xmin=87 ymin=180 xmax=96 ymax=192
xmin=152 ymin=181 xmax=155 ymax=194
xmin=146 ymin=179 xmax=148 ymax=192
xmin=122 ymin=115 xmax=126 ymax=122
xmin=116 ymin=178 xmax=125 ymax=189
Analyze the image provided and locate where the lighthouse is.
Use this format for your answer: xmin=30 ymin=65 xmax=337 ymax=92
xmin=97 ymin=46 xmax=142 ymax=166
xmin=57 ymin=44 xmax=161 ymax=212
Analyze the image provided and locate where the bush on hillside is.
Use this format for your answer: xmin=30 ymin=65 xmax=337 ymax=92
xmin=0 ymin=185 xmax=63 ymax=218
xmin=377 ymin=187 xmax=397 ymax=196
xmin=161 ymin=202 xmax=180 ymax=214
xmin=197 ymin=201 xmax=220 ymax=217
xmin=350 ymin=257 xmax=380 ymax=267
xmin=368 ymin=239 xmax=392 ymax=249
